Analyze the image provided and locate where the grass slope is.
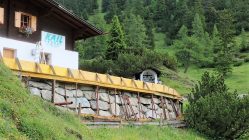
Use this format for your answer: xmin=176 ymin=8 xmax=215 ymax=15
xmin=0 ymin=63 xmax=92 ymax=140
xmin=91 ymin=126 xmax=206 ymax=140
xmin=161 ymin=62 xmax=249 ymax=95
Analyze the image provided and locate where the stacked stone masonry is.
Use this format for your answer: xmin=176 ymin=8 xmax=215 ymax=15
xmin=27 ymin=79 xmax=181 ymax=120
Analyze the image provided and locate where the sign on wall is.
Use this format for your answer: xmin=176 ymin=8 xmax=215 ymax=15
xmin=41 ymin=31 xmax=65 ymax=49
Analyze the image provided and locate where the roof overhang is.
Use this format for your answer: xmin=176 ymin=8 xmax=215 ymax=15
xmin=33 ymin=0 xmax=103 ymax=40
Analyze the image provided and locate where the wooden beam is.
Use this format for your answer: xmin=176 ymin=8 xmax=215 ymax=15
xmin=96 ymin=73 xmax=102 ymax=83
xmin=35 ymin=63 xmax=42 ymax=73
xmin=79 ymin=70 xmax=86 ymax=80
xmin=15 ymin=58 xmax=22 ymax=71
xmin=106 ymin=74 xmax=114 ymax=84
xmin=67 ymin=68 xmax=74 ymax=78
xmin=52 ymin=12 xmax=80 ymax=29
xmin=143 ymin=82 xmax=150 ymax=90
xmin=132 ymin=79 xmax=138 ymax=88
xmin=121 ymin=77 xmax=127 ymax=86
xmin=49 ymin=65 xmax=56 ymax=75
xmin=54 ymin=101 xmax=73 ymax=106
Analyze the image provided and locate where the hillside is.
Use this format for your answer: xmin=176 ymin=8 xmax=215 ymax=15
xmin=0 ymin=63 xmax=91 ymax=139
xmin=0 ymin=63 xmax=206 ymax=139
xmin=155 ymin=33 xmax=249 ymax=95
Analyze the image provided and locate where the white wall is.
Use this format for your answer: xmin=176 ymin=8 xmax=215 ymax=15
xmin=0 ymin=37 xmax=78 ymax=69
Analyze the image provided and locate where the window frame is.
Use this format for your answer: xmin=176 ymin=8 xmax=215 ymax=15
xmin=20 ymin=13 xmax=32 ymax=28
xmin=3 ymin=48 xmax=16 ymax=59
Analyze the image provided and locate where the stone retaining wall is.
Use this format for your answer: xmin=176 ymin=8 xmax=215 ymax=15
xmin=27 ymin=79 xmax=181 ymax=120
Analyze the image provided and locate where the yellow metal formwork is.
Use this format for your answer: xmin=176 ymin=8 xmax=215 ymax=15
xmin=1 ymin=57 xmax=182 ymax=100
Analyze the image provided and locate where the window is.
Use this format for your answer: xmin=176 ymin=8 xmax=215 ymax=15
xmin=39 ymin=52 xmax=51 ymax=65
xmin=0 ymin=7 xmax=4 ymax=24
xmin=3 ymin=48 xmax=16 ymax=59
xmin=21 ymin=13 xmax=31 ymax=27
xmin=15 ymin=11 xmax=37 ymax=31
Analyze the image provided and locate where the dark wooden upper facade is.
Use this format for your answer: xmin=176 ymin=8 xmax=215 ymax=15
xmin=0 ymin=0 xmax=102 ymax=50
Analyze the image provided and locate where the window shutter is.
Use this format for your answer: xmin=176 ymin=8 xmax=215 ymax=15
xmin=31 ymin=16 xmax=37 ymax=31
xmin=15 ymin=11 xmax=21 ymax=28
xmin=0 ymin=8 xmax=4 ymax=24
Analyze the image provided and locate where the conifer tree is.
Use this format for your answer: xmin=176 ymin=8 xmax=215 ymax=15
xmin=217 ymin=9 xmax=235 ymax=46
xmin=212 ymin=24 xmax=223 ymax=53
xmin=175 ymin=0 xmax=192 ymax=29
xmin=145 ymin=20 xmax=155 ymax=49
xmin=104 ymin=0 xmax=118 ymax=23
xmin=215 ymin=46 xmax=233 ymax=76
xmin=193 ymin=0 xmax=206 ymax=28
xmin=123 ymin=13 xmax=147 ymax=50
xmin=106 ymin=16 xmax=126 ymax=60
xmin=177 ymin=25 xmax=188 ymax=39
xmin=214 ymin=10 xmax=235 ymax=76
xmin=102 ymin=0 xmax=110 ymax=12
xmin=240 ymin=28 xmax=249 ymax=52
xmin=192 ymin=13 xmax=205 ymax=38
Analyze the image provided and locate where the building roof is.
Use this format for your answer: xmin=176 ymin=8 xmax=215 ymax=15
xmin=35 ymin=0 xmax=103 ymax=40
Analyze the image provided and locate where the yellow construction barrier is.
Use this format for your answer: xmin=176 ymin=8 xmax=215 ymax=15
xmin=1 ymin=57 xmax=182 ymax=99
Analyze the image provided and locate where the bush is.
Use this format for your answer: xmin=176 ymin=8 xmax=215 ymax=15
xmin=186 ymin=72 xmax=249 ymax=139
xmin=233 ymin=60 xmax=244 ymax=67
xmin=244 ymin=57 xmax=249 ymax=63
xmin=161 ymin=52 xmax=178 ymax=71
xmin=79 ymin=58 xmax=115 ymax=74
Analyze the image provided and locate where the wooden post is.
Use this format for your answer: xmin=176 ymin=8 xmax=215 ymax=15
xmin=114 ymin=89 xmax=117 ymax=116
xmin=151 ymin=94 xmax=155 ymax=119
xmin=107 ymin=90 xmax=111 ymax=113
xmin=95 ymin=86 xmax=99 ymax=116
xmin=75 ymin=83 xmax=78 ymax=108
xmin=170 ymin=99 xmax=179 ymax=118
xmin=123 ymin=95 xmax=130 ymax=119
xmin=64 ymin=84 xmax=68 ymax=108
xmin=180 ymin=101 xmax=183 ymax=115
xmin=137 ymin=92 xmax=141 ymax=120
xmin=119 ymin=92 xmax=128 ymax=120
xmin=161 ymin=96 xmax=167 ymax=120
xmin=51 ymin=80 xmax=56 ymax=103
xmin=78 ymin=103 xmax=82 ymax=116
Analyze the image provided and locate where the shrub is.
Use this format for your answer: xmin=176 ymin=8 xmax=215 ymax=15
xmin=233 ymin=60 xmax=244 ymax=67
xmin=185 ymin=72 xmax=249 ymax=139
xmin=161 ymin=52 xmax=178 ymax=71
xmin=244 ymin=57 xmax=249 ymax=63
xmin=79 ymin=58 xmax=115 ymax=74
